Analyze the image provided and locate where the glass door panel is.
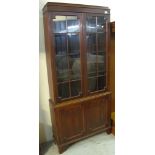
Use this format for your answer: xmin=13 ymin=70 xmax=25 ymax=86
xmin=98 ymin=76 xmax=106 ymax=90
xmin=87 ymin=33 xmax=96 ymax=54
xmin=68 ymin=33 xmax=81 ymax=80
xmin=86 ymin=15 xmax=107 ymax=93
xmin=58 ymin=82 xmax=70 ymax=98
xmin=71 ymin=58 xmax=81 ymax=80
xmin=53 ymin=16 xmax=67 ymax=33
xmin=56 ymin=56 xmax=69 ymax=82
xmin=86 ymin=16 xmax=96 ymax=32
xmin=67 ymin=16 xmax=80 ymax=33
xmin=54 ymin=34 xmax=67 ymax=55
xmin=68 ymin=33 xmax=80 ymax=56
xmin=88 ymin=77 xmax=97 ymax=92
xmin=97 ymin=16 xmax=105 ymax=32
xmin=71 ymin=80 xmax=81 ymax=97
xmin=98 ymin=33 xmax=105 ymax=53
xmin=53 ymin=15 xmax=82 ymax=100
xmin=97 ymin=49 xmax=105 ymax=76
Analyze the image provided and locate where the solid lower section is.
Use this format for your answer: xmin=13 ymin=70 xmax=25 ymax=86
xmin=50 ymin=92 xmax=112 ymax=154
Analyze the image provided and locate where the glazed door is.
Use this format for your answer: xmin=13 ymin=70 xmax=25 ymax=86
xmin=85 ymin=14 xmax=110 ymax=94
xmin=51 ymin=13 xmax=84 ymax=102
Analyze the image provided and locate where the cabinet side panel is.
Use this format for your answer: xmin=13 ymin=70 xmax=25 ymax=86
xmin=109 ymin=22 xmax=115 ymax=112
xmin=43 ymin=12 xmax=55 ymax=101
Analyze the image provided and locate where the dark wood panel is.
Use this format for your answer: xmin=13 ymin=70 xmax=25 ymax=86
xmin=57 ymin=125 xmax=110 ymax=153
xmin=57 ymin=104 xmax=85 ymax=143
xmin=85 ymin=97 xmax=109 ymax=133
xmin=43 ymin=12 xmax=56 ymax=101
xmin=54 ymin=91 xmax=111 ymax=108
xmin=43 ymin=2 xmax=110 ymax=14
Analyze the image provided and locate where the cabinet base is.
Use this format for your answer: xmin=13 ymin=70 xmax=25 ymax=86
xmin=58 ymin=145 xmax=69 ymax=154
xmin=106 ymin=128 xmax=112 ymax=134
xmin=56 ymin=127 xmax=111 ymax=154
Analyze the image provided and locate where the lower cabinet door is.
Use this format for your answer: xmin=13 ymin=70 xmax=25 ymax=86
xmin=85 ymin=96 xmax=109 ymax=133
xmin=57 ymin=104 xmax=85 ymax=143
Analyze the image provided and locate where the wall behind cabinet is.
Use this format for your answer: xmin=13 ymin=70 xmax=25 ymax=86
xmin=39 ymin=0 xmax=115 ymax=143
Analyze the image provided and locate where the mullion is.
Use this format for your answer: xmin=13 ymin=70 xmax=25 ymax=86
xmin=57 ymin=79 xmax=81 ymax=85
xmin=88 ymin=74 xmax=106 ymax=79
xmin=54 ymin=32 xmax=80 ymax=35
xmin=56 ymin=53 xmax=80 ymax=56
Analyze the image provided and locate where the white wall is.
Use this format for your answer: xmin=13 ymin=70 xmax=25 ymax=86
xmin=39 ymin=0 xmax=115 ymax=143
xmin=39 ymin=52 xmax=52 ymax=143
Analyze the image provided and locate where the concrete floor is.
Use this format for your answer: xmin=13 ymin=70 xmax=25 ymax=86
xmin=45 ymin=133 xmax=115 ymax=155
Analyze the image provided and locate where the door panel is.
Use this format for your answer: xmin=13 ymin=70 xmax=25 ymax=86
xmin=57 ymin=104 xmax=85 ymax=143
xmin=86 ymin=14 xmax=107 ymax=93
xmin=51 ymin=13 xmax=83 ymax=101
xmin=85 ymin=96 xmax=109 ymax=133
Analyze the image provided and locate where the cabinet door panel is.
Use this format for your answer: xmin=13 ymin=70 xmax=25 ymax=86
xmin=85 ymin=97 xmax=109 ymax=133
xmin=86 ymin=14 xmax=107 ymax=93
xmin=52 ymin=14 xmax=83 ymax=101
xmin=58 ymin=104 xmax=85 ymax=143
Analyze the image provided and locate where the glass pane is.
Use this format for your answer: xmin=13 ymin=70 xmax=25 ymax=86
xmin=67 ymin=16 xmax=79 ymax=33
xmin=87 ymin=59 xmax=97 ymax=77
xmin=56 ymin=56 xmax=69 ymax=82
xmin=98 ymin=33 xmax=105 ymax=53
xmin=87 ymin=33 xmax=96 ymax=54
xmin=68 ymin=34 xmax=81 ymax=80
xmin=57 ymin=70 xmax=69 ymax=82
xmin=54 ymin=34 xmax=67 ymax=55
xmin=87 ymin=33 xmax=97 ymax=78
xmin=88 ymin=77 xmax=97 ymax=92
xmin=71 ymin=58 xmax=81 ymax=80
xmin=68 ymin=34 xmax=80 ymax=56
xmin=53 ymin=16 xmax=67 ymax=33
xmin=86 ymin=16 xmax=96 ymax=32
xmin=58 ymin=83 xmax=69 ymax=99
xmin=71 ymin=80 xmax=81 ymax=97
xmin=97 ymin=54 xmax=105 ymax=76
xmin=97 ymin=16 xmax=105 ymax=32
xmin=98 ymin=76 xmax=106 ymax=90
xmin=97 ymin=33 xmax=106 ymax=76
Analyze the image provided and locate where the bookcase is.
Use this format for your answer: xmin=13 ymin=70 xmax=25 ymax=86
xmin=43 ymin=2 xmax=112 ymax=153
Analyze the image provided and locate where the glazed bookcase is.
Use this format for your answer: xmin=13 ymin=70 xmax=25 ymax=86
xmin=42 ymin=2 xmax=112 ymax=153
